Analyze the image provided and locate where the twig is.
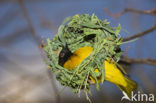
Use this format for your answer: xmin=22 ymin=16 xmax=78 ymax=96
xmin=104 ymin=8 xmax=156 ymax=18
xmin=121 ymin=56 xmax=156 ymax=66
xmin=18 ymin=0 xmax=60 ymax=103
xmin=123 ymin=22 xmax=156 ymax=42
xmin=18 ymin=0 xmax=40 ymax=45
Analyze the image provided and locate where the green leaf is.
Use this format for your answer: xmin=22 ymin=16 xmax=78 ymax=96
xmin=115 ymin=24 xmax=121 ymax=36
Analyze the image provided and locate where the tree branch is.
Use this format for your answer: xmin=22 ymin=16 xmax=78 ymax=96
xmin=123 ymin=22 xmax=156 ymax=42
xmin=104 ymin=8 xmax=156 ymax=18
xmin=121 ymin=56 xmax=156 ymax=66
xmin=18 ymin=1 xmax=60 ymax=103
xmin=18 ymin=0 xmax=40 ymax=45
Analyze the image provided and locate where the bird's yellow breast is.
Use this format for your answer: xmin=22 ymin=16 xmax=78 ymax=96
xmin=63 ymin=46 xmax=127 ymax=86
xmin=62 ymin=46 xmax=137 ymax=98
xmin=63 ymin=46 xmax=93 ymax=70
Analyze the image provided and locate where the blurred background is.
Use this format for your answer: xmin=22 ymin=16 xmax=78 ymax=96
xmin=0 ymin=0 xmax=156 ymax=103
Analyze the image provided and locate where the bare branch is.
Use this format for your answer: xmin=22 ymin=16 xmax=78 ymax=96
xmin=123 ymin=22 xmax=156 ymax=42
xmin=18 ymin=0 xmax=40 ymax=45
xmin=104 ymin=8 xmax=156 ymax=18
xmin=18 ymin=1 xmax=60 ymax=103
xmin=121 ymin=56 xmax=156 ymax=66
xmin=123 ymin=8 xmax=156 ymax=16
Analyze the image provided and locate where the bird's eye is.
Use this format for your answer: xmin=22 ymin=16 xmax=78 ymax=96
xmin=60 ymin=53 xmax=65 ymax=57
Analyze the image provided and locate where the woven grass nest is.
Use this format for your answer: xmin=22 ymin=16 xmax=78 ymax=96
xmin=43 ymin=14 xmax=124 ymax=99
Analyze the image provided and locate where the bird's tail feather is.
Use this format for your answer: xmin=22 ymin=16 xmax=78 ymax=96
xmin=118 ymin=77 xmax=137 ymax=98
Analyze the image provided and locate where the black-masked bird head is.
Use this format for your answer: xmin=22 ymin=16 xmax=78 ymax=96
xmin=58 ymin=45 xmax=73 ymax=66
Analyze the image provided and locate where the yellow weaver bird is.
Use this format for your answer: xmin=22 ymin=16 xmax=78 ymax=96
xmin=59 ymin=46 xmax=137 ymax=98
